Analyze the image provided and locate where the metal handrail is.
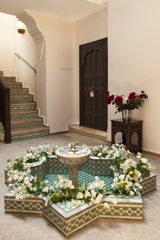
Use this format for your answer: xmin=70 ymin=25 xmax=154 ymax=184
xmin=15 ymin=53 xmax=37 ymax=74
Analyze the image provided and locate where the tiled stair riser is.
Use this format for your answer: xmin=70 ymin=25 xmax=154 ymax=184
xmin=1 ymin=75 xmax=49 ymax=141
xmin=10 ymin=88 xmax=29 ymax=95
xmin=0 ymin=77 xmax=16 ymax=83
xmin=11 ymin=103 xmax=37 ymax=111
xmin=11 ymin=128 xmax=49 ymax=141
xmin=10 ymin=95 xmax=34 ymax=103
xmin=11 ymin=119 xmax=44 ymax=130
xmin=2 ymin=82 xmax=22 ymax=88
xmin=11 ymin=111 xmax=38 ymax=120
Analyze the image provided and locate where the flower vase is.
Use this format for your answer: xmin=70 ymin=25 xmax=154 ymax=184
xmin=122 ymin=110 xmax=132 ymax=122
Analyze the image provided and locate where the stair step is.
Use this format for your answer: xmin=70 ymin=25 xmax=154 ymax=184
xmin=11 ymin=126 xmax=49 ymax=141
xmin=0 ymin=76 xmax=16 ymax=83
xmin=69 ymin=124 xmax=107 ymax=142
xmin=11 ymin=110 xmax=38 ymax=119
xmin=10 ymin=94 xmax=34 ymax=103
xmin=1 ymin=74 xmax=49 ymax=141
xmin=10 ymin=88 xmax=29 ymax=95
xmin=11 ymin=118 xmax=43 ymax=129
xmin=2 ymin=82 xmax=22 ymax=88
xmin=11 ymin=102 xmax=37 ymax=111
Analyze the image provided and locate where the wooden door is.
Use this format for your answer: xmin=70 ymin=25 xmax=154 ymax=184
xmin=80 ymin=38 xmax=108 ymax=131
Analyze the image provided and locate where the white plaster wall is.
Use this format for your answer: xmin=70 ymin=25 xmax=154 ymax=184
xmin=35 ymin=40 xmax=47 ymax=123
xmin=0 ymin=12 xmax=36 ymax=96
xmin=14 ymin=28 xmax=36 ymax=95
xmin=108 ymin=0 xmax=160 ymax=153
xmin=28 ymin=11 xmax=75 ymax=133
xmin=0 ymin=13 xmax=16 ymax=75
xmin=74 ymin=8 xmax=107 ymax=123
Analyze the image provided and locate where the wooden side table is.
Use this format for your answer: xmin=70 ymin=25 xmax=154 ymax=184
xmin=111 ymin=119 xmax=143 ymax=152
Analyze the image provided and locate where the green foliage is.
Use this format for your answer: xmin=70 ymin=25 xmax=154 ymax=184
xmin=12 ymin=158 xmax=24 ymax=171
xmin=136 ymin=163 xmax=150 ymax=179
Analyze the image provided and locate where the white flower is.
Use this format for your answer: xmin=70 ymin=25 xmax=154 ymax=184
xmin=109 ymin=197 xmax=118 ymax=205
xmin=133 ymin=169 xmax=141 ymax=181
xmin=141 ymin=158 xmax=148 ymax=164
xmin=98 ymin=181 xmax=105 ymax=189
xmin=97 ymin=152 xmax=102 ymax=157
xmin=43 ymin=186 xmax=49 ymax=193
xmin=87 ymin=183 xmax=94 ymax=190
xmin=129 ymin=190 xmax=135 ymax=196
xmin=54 ymin=176 xmax=74 ymax=189
xmin=136 ymin=152 xmax=142 ymax=159
xmin=77 ymin=192 xmax=84 ymax=199
xmin=135 ymin=182 xmax=142 ymax=190
xmin=91 ymin=189 xmax=97 ymax=198
xmin=119 ymin=174 xmax=125 ymax=180
xmin=93 ymin=193 xmax=103 ymax=204
xmin=85 ymin=190 xmax=91 ymax=198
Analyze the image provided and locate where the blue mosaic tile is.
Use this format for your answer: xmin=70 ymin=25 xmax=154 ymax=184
xmin=45 ymin=171 xmax=113 ymax=189
xmin=45 ymin=173 xmax=69 ymax=185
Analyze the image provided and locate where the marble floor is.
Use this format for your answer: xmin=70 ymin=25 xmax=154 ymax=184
xmin=0 ymin=132 xmax=160 ymax=240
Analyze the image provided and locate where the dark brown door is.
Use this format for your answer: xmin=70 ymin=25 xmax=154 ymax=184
xmin=80 ymin=38 xmax=108 ymax=131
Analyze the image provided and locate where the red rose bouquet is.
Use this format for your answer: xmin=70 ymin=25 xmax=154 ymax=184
xmin=106 ymin=91 xmax=148 ymax=113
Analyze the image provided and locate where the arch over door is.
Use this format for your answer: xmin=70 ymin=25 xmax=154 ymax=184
xmin=80 ymin=38 xmax=108 ymax=131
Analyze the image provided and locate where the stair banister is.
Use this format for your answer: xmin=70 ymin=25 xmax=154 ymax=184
xmin=0 ymin=78 xmax=11 ymax=143
xmin=15 ymin=53 xmax=37 ymax=74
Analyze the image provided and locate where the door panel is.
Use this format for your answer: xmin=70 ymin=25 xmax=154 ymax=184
xmin=80 ymin=38 xmax=108 ymax=131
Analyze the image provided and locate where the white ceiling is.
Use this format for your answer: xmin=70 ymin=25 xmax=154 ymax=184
xmin=0 ymin=0 xmax=107 ymax=21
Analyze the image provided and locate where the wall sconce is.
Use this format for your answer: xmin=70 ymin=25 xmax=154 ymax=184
xmin=16 ymin=20 xmax=27 ymax=34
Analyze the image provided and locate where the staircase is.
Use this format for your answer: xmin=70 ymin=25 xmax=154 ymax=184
xmin=0 ymin=75 xmax=49 ymax=141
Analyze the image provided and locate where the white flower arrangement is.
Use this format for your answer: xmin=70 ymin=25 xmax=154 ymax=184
xmin=24 ymin=145 xmax=58 ymax=164
xmin=6 ymin=144 xmax=154 ymax=209
xmin=91 ymin=144 xmax=153 ymax=196
xmin=91 ymin=145 xmax=109 ymax=158
xmin=46 ymin=176 xmax=107 ymax=209
xmin=54 ymin=175 xmax=74 ymax=189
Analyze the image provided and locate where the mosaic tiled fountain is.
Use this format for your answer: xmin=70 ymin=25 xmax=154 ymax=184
xmin=4 ymin=144 xmax=157 ymax=236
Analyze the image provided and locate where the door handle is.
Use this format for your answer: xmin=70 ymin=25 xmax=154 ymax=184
xmin=89 ymin=87 xmax=95 ymax=98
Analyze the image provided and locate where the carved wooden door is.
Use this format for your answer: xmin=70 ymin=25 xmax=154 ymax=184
xmin=80 ymin=38 xmax=108 ymax=131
